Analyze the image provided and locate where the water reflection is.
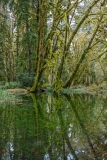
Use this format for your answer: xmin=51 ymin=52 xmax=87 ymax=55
xmin=2 ymin=142 xmax=14 ymax=160
xmin=44 ymin=154 xmax=50 ymax=160
xmin=67 ymin=153 xmax=73 ymax=160
xmin=0 ymin=93 xmax=107 ymax=159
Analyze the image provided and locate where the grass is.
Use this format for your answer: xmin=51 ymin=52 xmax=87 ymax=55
xmin=62 ymin=88 xmax=87 ymax=94
xmin=0 ymin=81 xmax=29 ymax=103
xmin=0 ymin=86 xmax=16 ymax=103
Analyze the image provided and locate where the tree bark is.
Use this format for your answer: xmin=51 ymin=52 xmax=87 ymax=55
xmin=26 ymin=19 xmax=31 ymax=75
xmin=30 ymin=0 xmax=46 ymax=92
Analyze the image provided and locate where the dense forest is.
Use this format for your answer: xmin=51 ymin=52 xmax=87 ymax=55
xmin=0 ymin=0 xmax=107 ymax=92
xmin=0 ymin=1 xmax=107 ymax=158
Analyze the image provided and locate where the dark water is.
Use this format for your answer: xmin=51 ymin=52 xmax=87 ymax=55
xmin=0 ymin=93 xmax=107 ymax=160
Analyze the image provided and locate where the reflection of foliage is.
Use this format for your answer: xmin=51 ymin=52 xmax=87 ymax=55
xmin=0 ymin=93 xmax=107 ymax=159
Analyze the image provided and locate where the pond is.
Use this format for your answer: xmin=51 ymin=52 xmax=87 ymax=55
xmin=0 ymin=93 xmax=107 ymax=160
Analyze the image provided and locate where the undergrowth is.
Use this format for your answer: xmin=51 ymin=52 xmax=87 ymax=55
xmin=0 ymin=86 xmax=16 ymax=102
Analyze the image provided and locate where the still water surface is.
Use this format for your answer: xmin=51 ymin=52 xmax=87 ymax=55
xmin=0 ymin=93 xmax=107 ymax=160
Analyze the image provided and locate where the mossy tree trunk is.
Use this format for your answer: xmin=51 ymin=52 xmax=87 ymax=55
xmin=30 ymin=0 xmax=46 ymax=92
xmin=26 ymin=19 xmax=31 ymax=75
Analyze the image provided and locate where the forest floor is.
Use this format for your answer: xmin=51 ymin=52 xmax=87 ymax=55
xmin=0 ymin=84 xmax=106 ymax=103
xmin=5 ymin=84 xmax=107 ymax=95
xmin=0 ymin=88 xmax=29 ymax=103
xmin=6 ymin=88 xmax=28 ymax=95
xmin=68 ymin=84 xmax=107 ymax=95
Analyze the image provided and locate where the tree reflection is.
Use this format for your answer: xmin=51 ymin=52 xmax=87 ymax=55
xmin=65 ymin=95 xmax=98 ymax=159
xmin=0 ymin=93 xmax=107 ymax=159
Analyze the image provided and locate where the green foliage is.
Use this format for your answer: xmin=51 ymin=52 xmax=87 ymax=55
xmin=62 ymin=88 xmax=87 ymax=94
xmin=0 ymin=0 xmax=107 ymax=90
xmin=4 ymin=82 xmax=21 ymax=89
xmin=15 ymin=1 xmax=30 ymax=23
xmin=0 ymin=72 xmax=4 ymax=81
xmin=0 ymin=87 xmax=15 ymax=101
xmin=53 ymin=79 xmax=63 ymax=91
xmin=20 ymin=30 xmax=37 ymax=46
xmin=77 ymin=84 xmax=83 ymax=88
xmin=17 ymin=71 xmax=35 ymax=87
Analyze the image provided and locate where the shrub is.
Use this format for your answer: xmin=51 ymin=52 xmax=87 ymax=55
xmin=17 ymin=71 xmax=35 ymax=87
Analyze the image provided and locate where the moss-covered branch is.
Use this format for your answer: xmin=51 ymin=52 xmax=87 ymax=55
xmin=64 ymin=15 xmax=103 ymax=88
